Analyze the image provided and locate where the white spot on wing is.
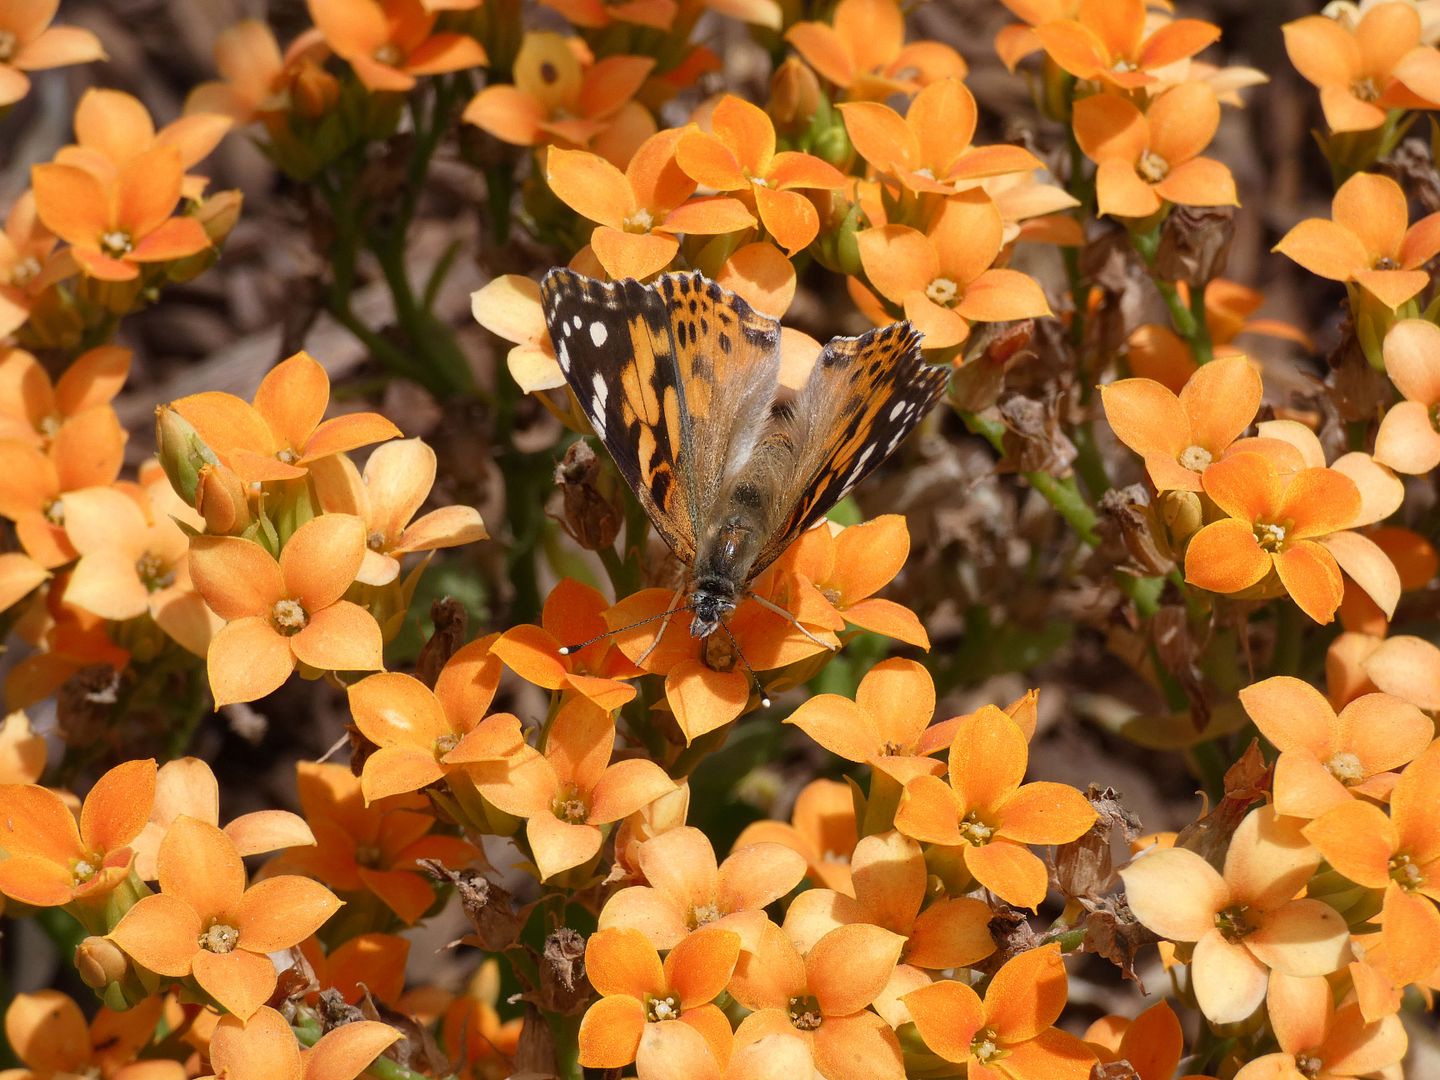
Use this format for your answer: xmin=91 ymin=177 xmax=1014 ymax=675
xmin=888 ymin=400 xmax=906 ymax=420
xmin=590 ymin=321 xmax=608 ymax=347
xmin=572 ymin=315 xmax=583 ymax=329
xmin=557 ymin=340 xmax=570 ymax=372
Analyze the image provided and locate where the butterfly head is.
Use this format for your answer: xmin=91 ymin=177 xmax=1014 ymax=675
xmin=687 ymin=582 xmax=736 ymax=639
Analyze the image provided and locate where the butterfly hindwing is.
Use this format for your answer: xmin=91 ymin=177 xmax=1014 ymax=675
xmin=541 ymin=269 xmax=698 ymax=560
xmin=751 ymin=320 xmax=947 ymax=573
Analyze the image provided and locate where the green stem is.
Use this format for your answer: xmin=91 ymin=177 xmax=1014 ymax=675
xmin=960 ymin=412 xmax=1099 ymax=546
xmin=1187 ymin=281 xmax=1214 ymax=365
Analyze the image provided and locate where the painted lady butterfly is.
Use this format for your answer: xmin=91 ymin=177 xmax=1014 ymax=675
xmin=540 ymin=269 xmax=946 ymax=673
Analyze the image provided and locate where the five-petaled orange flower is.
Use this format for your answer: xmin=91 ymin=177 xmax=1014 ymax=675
xmin=172 ymin=350 xmax=401 ymax=486
xmin=1274 ymin=172 xmax=1440 ymax=311
xmin=857 ymin=193 xmax=1052 ymax=350
xmin=1231 ymin=972 xmax=1407 ymax=1080
xmin=31 ymin=146 xmax=210 ymax=282
xmin=894 ymin=706 xmax=1096 ymax=909
xmin=785 ymin=0 xmax=966 ymax=100
xmin=1121 ymin=806 xmax=1351 ymax=1024
xmin=1376 ymin=318 xmax=1440 ymax=474
xmin=727 ymin=920 xmax=906 ymax=1080
xmin=470 ymin=697 xmax=675 ymax=881
xmin=1239 ymin=676 xmax=1432 ymax=821
xmin=547 ymin=130 xmax=756 ymax=281
xmin=1032 ymin=0 xmax=1220 ymax=89
xmin=1282 ymin=3 xmax=1439 ymax=133
xmin=0 ymin=0 xmax=106 ymax=107
xmin=187 ymin=21 xmax=335 ymax=126
xmin=1073 ymin=83 xmax=1238 ymax=219
xmin=1101 ymin=355 xmax=1262 ymax=492
xmin=840 ymin=77 xmax=1043 ymax=196
xmin=307 ymin=0 xmax=486 ymax=92
xmin=1084 ymin=1000 xmax=1202 ymax=1080
xmin=598 ymin=825 xmax=807 ymax=952
xmin=188 ymin=513 xmax=384 ymax=706
xmin=904 ymin=944 xmax=1096 ymax=1080
xmin=0 ymin=758 xmax=154 ymax=912
xmin=578 ymin=926 xmax=741 ymax=1071
xmin=0 ymin=194 xmax=60 ymax=338
xmin=733 ymin=778 xmax=858 ymax=895
xmin=200 ymin=1003 xmax=400 ymax=1080
xmin=2 ymin=990 xmax=183 ymax=1080
xmin=676 ymin=96 xmax=846 ymax=255
xmin=1185 ymin=450 xmax=1362 ymax=623
xmin=108 ymin=816 xmax=342 ymax=1020
xmin=0 ymin=344 xmax=128 ymax=449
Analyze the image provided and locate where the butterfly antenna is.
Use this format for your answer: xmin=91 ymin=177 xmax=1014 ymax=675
xmin=718 ymin=620 xmax=772 ymax=709
xmin=557 ymin=603 xmax=691 ymax=656
xmin=744 ymin=591 xmax=839 ymax=651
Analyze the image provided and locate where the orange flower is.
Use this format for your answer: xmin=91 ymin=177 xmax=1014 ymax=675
xmin=904 ymin=944 xmax=1096 ymax=1080
xmin=894 ymin=707 xmax=1096 ymax=909
xmin=30 ymin=146 xmax=210 ymax=282
xmin=0 ymin=0 xmax=106 ymax=107
xmin=310 ymin=439 xmax=486 ymax=586
xmin=1282 ymin=3 xmax=1437 ymax=133
xmin=108 ymin=817 xmax=341 ymax=1020
xmin=307 ymin=0 xmax=486 ymax=92
xmin=0 ymin=758 xmax=154 ymax=912
xmin=785 ymin=658 xmax=947 ymax=783
xmin=598 ymin=825 xmax=806 ymax=952
xmin=1120 ymin=806 xmax=1351 ymax=1024
xmin=578 ymin=926 xmax=740 ymax=1071
xmin=676 ymin=96 xmax=846 ymax=255
xmin=268 ymin=761 xmax=477 ymax=925
xmin=187 ymin=21 xmax=334 ymax=126
xmin=1101 ymin=354 xmax=1262 ymax=492
xmin=857 ymin=194 xmax=1051 ymax=350
xmin=840 ymin=77 xmax=1042 ymax=196
xmin=439 ymin=959 xmax=524 ymax=1079
xmin=301 ymin=931 xmax=410 ymax=1006
xmin=171 ymin=350 xmax=401 ymax=486
xmin=188 ymin=514 xmax=384 ymax=706
xmin=782 ymin=830 xmax=995 ymax=970
xmin=0 ymin=709 xmax=45 ymax=785
xmin=490 ymin=578 xmax=641 ymax=712
xmin=1033 ymin=0 xmax=1219 ymax=88
xmin=1375 ymin=318 xmax=1440 ymax=473
xmin=462 ymin=33 xmax=653 ymax=151
xmin=1072 ymin=83 xmax=1237 ymax=218
xmin=1184 ymin=451 xmax=1362 ymax=624
xmin=201 ymin=1005 xmax=400 ymax=1080
xmin=2 ymin=991 xmax=182 ymax=1080
xmin=547 ymin=130 xmax=756 ymax=281
xmin=0 ymin=193 xmax=61 ymax=338
xmin=728 ymin=920 xmax=905 ymax=1080
xmin=1232 ymin=972 xmax=1407 ymax=1080
xmin=0 ymin=344 xmax=129 ymax=448
xmin=1274 ymin=172 xmax=1440 ymax=310
xmin=1127 ymin=279 xmax=1312 ymax=392
xmin=1084 ymin=1000 xmax=1201 ymax=1080
xmin=1240 ymin=676 xmax=1432 ymax=821
xmin=785 ymin=0 xmax=966 ymax=101
xmin=469 ymin=697 xmax=675 ymax=881
xmin=347 ymin=634 xmax=518 ymax=802
xmin=733 ymin=778 xmax=857 ymax=895
xmin=470 ymin=274 xmax=564 ymax=392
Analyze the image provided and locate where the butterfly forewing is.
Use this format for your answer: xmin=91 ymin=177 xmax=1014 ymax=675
xmin=751 ymin=320 xmax=948 ymax=573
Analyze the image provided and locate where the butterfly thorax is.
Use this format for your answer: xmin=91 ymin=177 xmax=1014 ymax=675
xmin=688 ymin=480 xmax=771 ymax=637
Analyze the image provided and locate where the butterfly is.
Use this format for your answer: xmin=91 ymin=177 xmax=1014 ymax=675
xmin=539 ymin=269 xmax=946 ymax=671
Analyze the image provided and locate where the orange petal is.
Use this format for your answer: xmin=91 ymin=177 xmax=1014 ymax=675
xmin=348 ymin=671 xmax=448 ymax=750
xmin=855 ymin=225 xmax=937 ymax=304
xmin=676 ymin=128 xmax=748 ymax=191
xmin=754 ymin=185 xmax=818 ymax=255
xmin=1153 ymin=157 xmax=1238 ymax=208
xmin=188 ymin=536 xmax=283 ymax=620
xmin=547 ymin=148 xmax=633 ymax=228
xmin=30 ymin=162 xmax=107 ymax=247
xmin=806 ymin=922 xmax=905 ymax=1017
xmin=280 ymin=513 xmax=365 ymax=612
xmin=235 ymin=875 xmax=343 ymax=950
xmin=906 ymin=895 xmax=995 ymax=969
xmin=1071 ymin=91 xmax=1147 ymax=164
xmin=289 ymin=601 xmax=383 ymax=672
xmin=1300 ymin=800 xmax=1394 ymax=888
xmin=1244 ymin=898 xmax=1350 ymax=978
xmin=1334 ymin=171 xmax=1408 ymax=261
xmin=1119 ymin=846 xmax=1227 ymax=941
xmin=1100 ymin=377 xmax=1188 ymax=461
xmin=963 ymin=839 xmax=1049 ymax=909
xmin=903 ymin=979 xmax=983 ymax=1064
xmin=79 ymin=757 xmax=156 ymax=855
xmin=983 ymin=942 xmax=1068 ymax=1040
xmin=666 ymin=927 xmax=741 ymax=1006
xmin=996 ymin=781 xmax=1097 ymax=846
xmin=590 ymin=759 xmax=676 ymax=824
xmin=1282 ymin=15 xmax=1360 ymax=91
xmin=1274 ymin=541 xmax=1345 ymax=624
xmin=949 ymin=706 xmax=1028 ymax=813
xmin=193 ymin=947 xmax=277 ymax=1021
xmin=109 ymin=892 xmax=200 ymax=976
xmin=839 ymin=100 xmax=915 ymax=173
xmin=577 ymin=993 xmax=647 ymax=1069
xmin=1238 ymin=676 xmax=1336 ymax=757
xmin=1323 ymin=530 xmax=1401 ymax=619
xmin=157 ymin=815 xmax=245 ymax=919
xmin=1147 ymin=81 xmax=1220 ymax=166
xmin=305 ymin=1020 xmax=401 ymax=1080
xmin=586 ymin=925 xmax=665 ymax=999
xmin=591 ymin=226 xmax=679 ymax=280
xmin=1354 ymin=268 xmax=1430 ymax=310
xmin=894 ymin=774 xmax=962 ymax=845
xmin=1382 ymin=318 xmax=1440 ymax=404
xmin=1191 ymin=930 xmax=1267 ymax=1024
xmin=1273 ymin=219 xmax=1368 ymax=281
xmin=956 ymin=268 xmax=1052 ymax=322
xmin=528 ymin=813 xmax=603 ymax=881
xmin=1094 ymin=158 xmax=1162 ymax=218
xmin=206 ymin=616 xmax=295 ymax=707
xmin=666 ymin=660 xmax=750 ymax=744
xmin=301 ymin=412 xmax=402 ymax=464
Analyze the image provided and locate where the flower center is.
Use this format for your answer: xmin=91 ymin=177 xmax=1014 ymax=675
xmin=435 ymin=732 xmax=460 ymax=757
xmin=913 ymin=166 xmax=936 ymax=180
xmin=354 ymin=843 xmax=382 ymax=868
xmin=200 ymin=922 xmax=240 ymax=954
xmin=1373 ymin=255 xmax=1399 ymax=270
xmin=8 ymin=254 xmax=41 ymax=287
xmin=1351 ymin=77 xmax=1381 ymax=103
xmin=373 ymin=43 xmax=403 ymax=67
xmin=788 ymin=995 xmax=823 ymax=1031
xmin=623 ymin=208 xmax=654 ymax=234
xmin=43 ymin=498 xmax=64 ymax=526
xmin=1325 ymin=751 xmax=1364 ymax=784
xmin=367 ymin=530 xmax=388 ymax=552
xmin=689 ymin=900 xmax=721 ymax=928
xmin=925 ymin=277 xmax=959 ymax=306
xmin=136 ymin=552 xmax=176 ymax=593
xmin=552 ymin=783 xmax=589 ymax=824
xmin=1137 ymin=149 xmax=1169 ymax=183
xmin=646 ymin=994 xmax=681 ymax=1022
xmin=1253 ymin=521 xmax=1287 ymax=552
xmin=971 ymin=1028 xmax=1005 ymax=1063
xmin=0 ymin=31 xmax=16 ymax=63
xmin=959 ymin=811 xmax=994 ymax=847
xmin=1390 ymin=852 xmax=1425 ymax=891
xmin=72 ymin=857 xmax=98 ymax=885
xmin=275 ymin=448 xmax=299 ymax=464
xmin=1295 ymin=1053 xmax=1324 ymax=1079
xmin=270 ymin=598 xmax=308 ymax=634
xmin=1215 ymin=904 xmax=1256 ymax=942
xmin=1178 ymin=445 xmax=1213 ymax=472
xmin=100 ymin=230 xmax=134 ymax=258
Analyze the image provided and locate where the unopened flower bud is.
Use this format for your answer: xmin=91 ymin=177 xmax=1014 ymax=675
xmin=155 ymin=405 xmax=217 ymax=505
xmin=197 ymin=462 xmax=253 ymax=535
xmin=1155 ymin=204 xmax=1235 ymax=287
xmin=195 ymin=190 xmax=244 ymax=246
xmin=76 ymin=935 xmax=129 ymax=988
xmin=291 ymin=59 xmax=340 ymax=120
xmin=1158 ymin=489 xmax=1203 ymax=547
xmin=770 ymin=57 xmax=821 ymax=137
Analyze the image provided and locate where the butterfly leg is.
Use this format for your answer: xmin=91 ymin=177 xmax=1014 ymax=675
xmin=634 ymin=587 xmax=686 ymax=667
xmin=744 ymin=591 xmax=839 ymax=651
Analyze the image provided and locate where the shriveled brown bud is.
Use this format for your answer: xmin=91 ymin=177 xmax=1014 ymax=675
xmin=1097 ymin=484 xmax=1173 ymax=577
xmin=539 ymin=928 xmax=591 ymax=1014
xmin=1174 ymin=739 xmax=1272 ymax=868
xmin=1076 ymin=894 xmax=1157 ymax=983
xmin=770 ymin=57 xmax=822 ymax=137
xmin=1055 ymin=786 xmax=1142 ymax=901
xmin=419 ymin=861 xmax=525 ymax=953
xmin=197 ymin=462 xmax=253 ymax=535
xmin=997 ymin=393 xmax=1077 ymax=475
xmin=414 ymin=597 xmax=469 ymax=689
xmin=76 ymin=935 xmax=129 ymax=988
xmin=554 ymin=440 xmax=622 ymax=550
xmin=951 ymin=320 xmax=1034 ymax=412
xmin=1155 ymin=204 xmax=1235 ymax=286
xmin=1093 ymin=1062 xmax=1142 ymax=1080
